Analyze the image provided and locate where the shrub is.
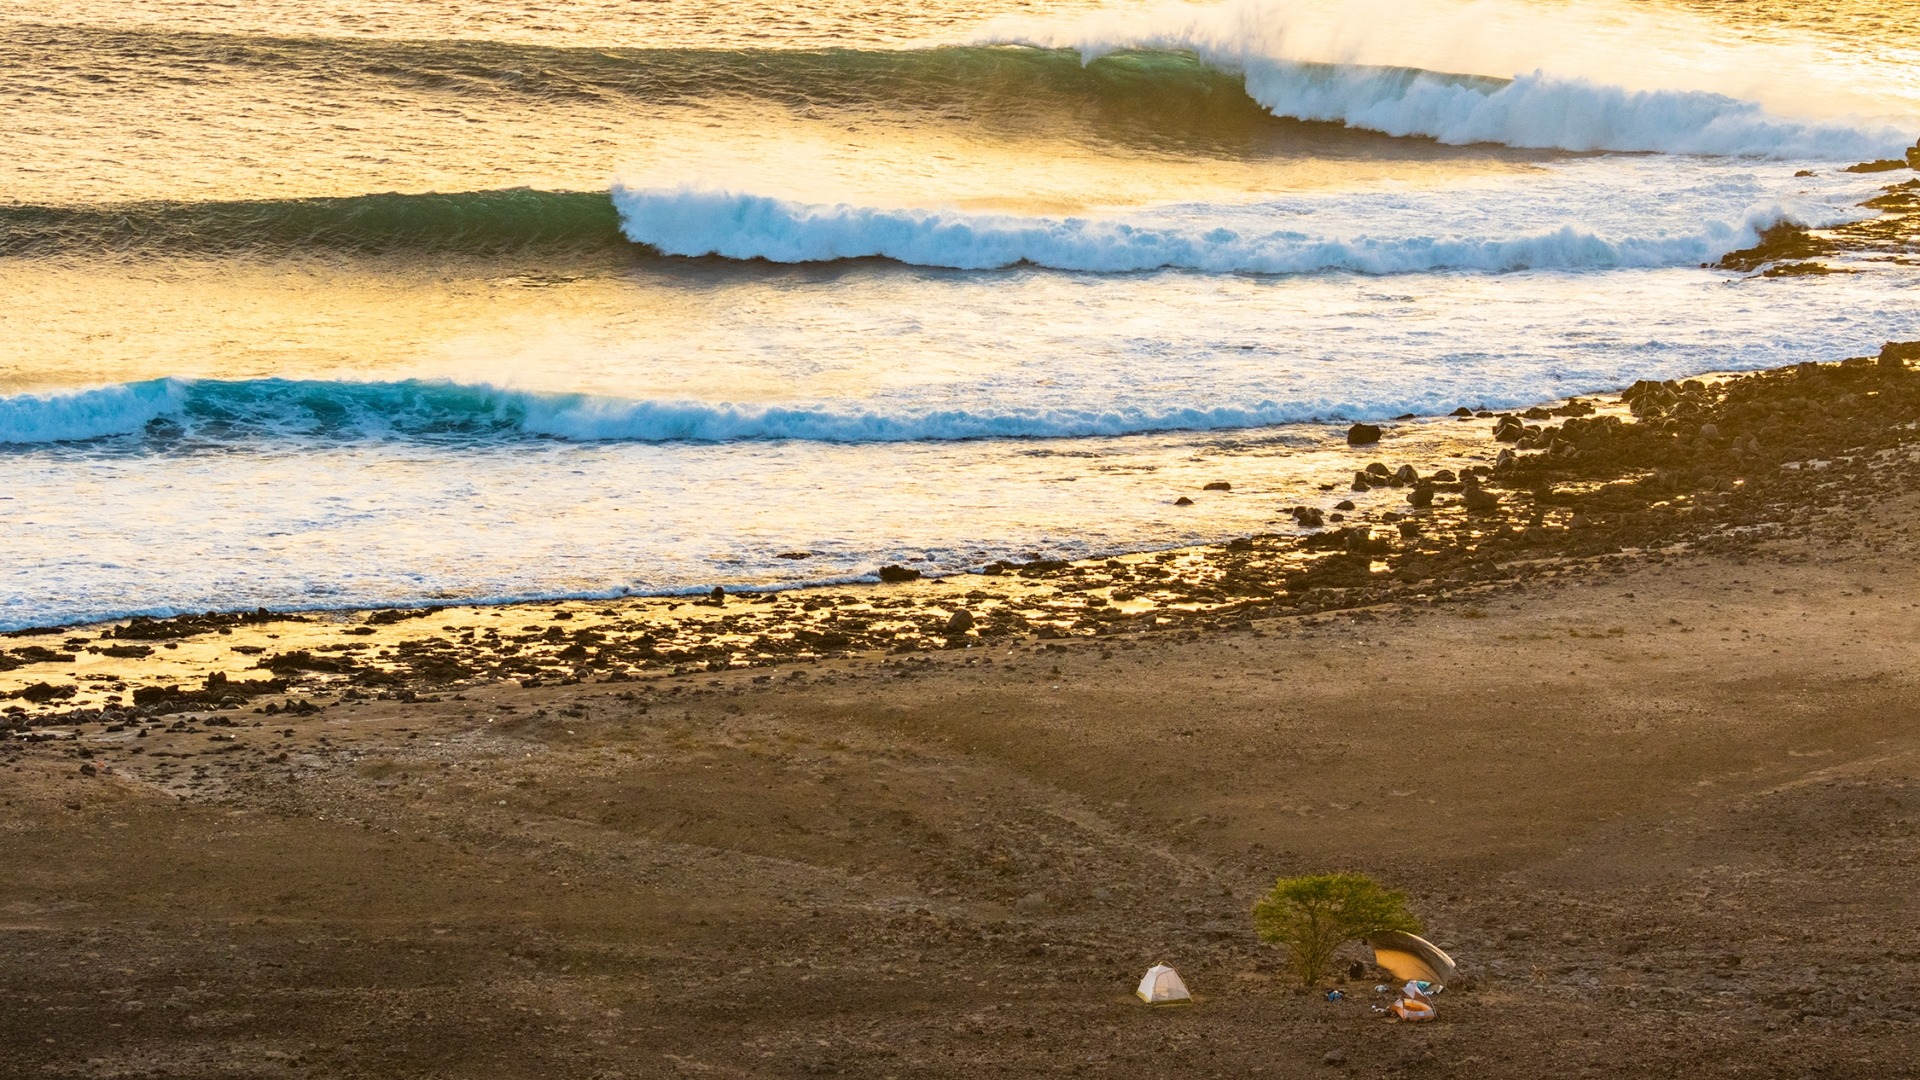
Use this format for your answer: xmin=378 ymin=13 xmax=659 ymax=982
xmin=1252 ymin=872 xmax=1422 ymax=987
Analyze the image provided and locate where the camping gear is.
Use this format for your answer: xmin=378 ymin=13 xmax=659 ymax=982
xmin=1366 ymin=930 xmax=1457 ymax=986
xmin=1135 ymin=964 xmax=1192 ymax=1004
xmin=1390 ymin=997 xmax=1436 ymax=1022
xmin=1385 ymin=979 xmax=1438 ymax=1021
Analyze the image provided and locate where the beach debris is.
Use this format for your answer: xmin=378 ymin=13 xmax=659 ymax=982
xmin=1135 ymin=964 xmax=1192 ymax=1004
xmin=1325 ymin=989 xmax=1345 ymax=1002
xmin=1346 ymin=423 xmax=1381 ymax=446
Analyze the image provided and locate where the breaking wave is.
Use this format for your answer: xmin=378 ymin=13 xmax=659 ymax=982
xmin=0 ymin=376 xmax=1496 ymax=449
xmin=1220 ymin=61 xmax=1907 ymax=159
xmin=613 ymin=187 xmax=1812 ymax=273
xmin=16 ymin=23 xmax=1909 ymax=159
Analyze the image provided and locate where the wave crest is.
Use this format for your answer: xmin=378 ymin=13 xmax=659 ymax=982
xmin=0 ymin=377 xmax=1412 ymax=448
xmin=1223 ymin=61 xmax=1908 ymax=159
xmin=613 ymin=186 xmax=1806 ymax=273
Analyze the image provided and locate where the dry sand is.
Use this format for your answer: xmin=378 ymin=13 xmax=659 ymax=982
xmin=4 ymin=356 xmax=1920 ymax=1078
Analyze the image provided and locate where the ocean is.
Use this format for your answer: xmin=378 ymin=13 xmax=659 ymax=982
xmin=2 ymin=0 xmax=1916 ymax=631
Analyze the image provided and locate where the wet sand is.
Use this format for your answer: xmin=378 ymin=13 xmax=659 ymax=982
xmin=5 ymin=345 xmax=1920 ymax=1077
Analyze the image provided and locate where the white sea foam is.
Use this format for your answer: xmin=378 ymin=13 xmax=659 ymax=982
xmin=973 ymin=0 xmax=1918 ymax=159
xmin=612 ymin=184 xmax=1826 ymax=273
xmin=1224 ymin=62 xmax=1908 ymax=159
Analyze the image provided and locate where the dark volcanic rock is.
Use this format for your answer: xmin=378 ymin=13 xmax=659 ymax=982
xmin=1882 ymin=341 xmax=1920 ymax=368
xmin=10 ymin=646 xmax=75 ymax=664
xmin=132 ymin=671 xmax=288 ymax=713
xmin=1202 ymin=481 xmax=1232 ymax=491
xmin=12 ymin=682 xmax=75 ymax=703
xmin=1346 ymin=423 xmax=1382 ymax=446
xmin=257 ymin=651 xmax=359 ymax=675
xmin=944 ymin=609 xmax=975 ymax=636
xmin=878 ymin=565 xmax=922 ymax=583
xmin=110 ymin=608 xmax=305 ymax=640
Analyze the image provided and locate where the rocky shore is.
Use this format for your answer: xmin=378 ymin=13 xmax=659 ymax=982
xmin=2 ymin=166 xmax=1917 ymax=1078
xmin=6 ymin=342 xmax=1919 ymax=738
xmin=3 ymin=346 xmax=1919 ymax=1078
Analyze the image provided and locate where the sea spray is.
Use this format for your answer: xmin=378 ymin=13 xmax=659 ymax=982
xmin=975 ymin=0 xmax=1920 ymax=156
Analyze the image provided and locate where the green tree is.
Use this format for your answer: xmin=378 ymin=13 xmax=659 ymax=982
xmin=1252 ymin=872 xmax=1422 ymax=987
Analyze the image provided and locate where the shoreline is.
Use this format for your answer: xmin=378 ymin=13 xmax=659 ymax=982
xmin=3 ymin=169 xmax=1913 ymax=641
xmin=5 ymin=343 xmax=1916 ymax=728
xmin=4 ymin=345 xmax=1919 ymax=1076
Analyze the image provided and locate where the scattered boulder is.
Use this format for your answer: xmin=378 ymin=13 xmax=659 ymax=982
xmin=1350 ymin=472 xmax=1371 ymax=492
xmin=1202 ymin=481 xmax=1232 ymax=491
xmin=1493 ymin=415 xmax=1526 ymax=442
xmin=1346 ymin=423 xmax=1382 ymax=446
xmin=1173 ymin=496 xmax=1195 ymax=506
xmin=878 ymin=565 xmax=922 ymax=583
xmin=943 ymin=609 xmax=975 ymax=636
xmin=1462 ymin=482 xmax=1502 ymax=515
xmin=10 ymin=646 xmax=74 ymax=664
xmin=1408 ymin=482 xmax=1435 ymax=508
xmin=11 ymin=682 xmax=74 ymax=703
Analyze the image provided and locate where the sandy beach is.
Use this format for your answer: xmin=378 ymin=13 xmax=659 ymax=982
xmin=6 ymin=350 xmax=1919 ymax=1077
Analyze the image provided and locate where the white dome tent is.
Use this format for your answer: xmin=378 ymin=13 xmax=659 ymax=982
xmin=1135 ymin=964 xmax=1192 ymax=1004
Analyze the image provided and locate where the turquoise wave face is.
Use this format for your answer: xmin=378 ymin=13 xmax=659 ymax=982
xmin=0 ymin=376 xmax=1449 ymax=449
